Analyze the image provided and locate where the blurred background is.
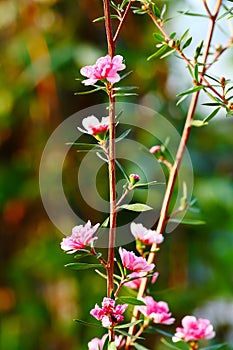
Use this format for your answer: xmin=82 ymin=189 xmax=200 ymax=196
xmin=0 ymin=0 xmax=233 ymax=349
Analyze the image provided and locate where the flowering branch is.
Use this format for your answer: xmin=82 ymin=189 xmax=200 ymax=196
xmin=126 ymin=0 xmax=223 ymax=347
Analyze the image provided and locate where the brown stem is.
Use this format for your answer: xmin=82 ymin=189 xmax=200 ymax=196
xmin=103 ymin=0 xmax=117 ymax=300
xmin=113 ymin=0 xmax=133 ymax=43
xmin=126 ymin=1 xmax=223 ymax=348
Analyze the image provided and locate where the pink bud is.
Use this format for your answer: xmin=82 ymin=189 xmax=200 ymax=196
xmin=149 ymin=145 xmax=161 ymax=154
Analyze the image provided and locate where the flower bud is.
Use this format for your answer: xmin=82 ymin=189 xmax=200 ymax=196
xmin=149 ymin=145 xmax=161 ymax=154
xmin=129 ymin=173 xmax=140 ymax=186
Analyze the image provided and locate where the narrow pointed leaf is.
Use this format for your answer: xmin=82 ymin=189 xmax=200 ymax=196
xmin=118 ymin=296 xmax=146 ymax=306
xmin=145 ymin=326 xmax=173 ymax=337
xmin=182 ymin=36 xmax=192 ymax=49
xmin=180 ymin=29 xmax=189 ymax=42
xmin=115 ymin=159 xmax=130 ymax=181
xmin=115 ymin=320 xmax=143 ymax=329
xmin=200 ymin=343 xmax=227 ymax=350
xmin=66 ymin=142 xmax=96 ymax=147
xmin=74 ymin=318 xmax=102 ymax=328
xmin=153 ymin=33 xmax=164 ymax=42
xmin=115 ymin=129 xmax=131 ymax=143
xmin=161 ymin=338 xmax=190 ymax=350
xmin=65 ymin=262 xmax=103 ymax=270
xmin=75 ymin=87 xmax=106 ymax=95
xmin=93 ymin=14 xmax=119 ymax=22
xmin=147 ymin=45 xmax=168 ymax=60
xmin=118 ymin=203 xmax=153 ymax=212
xmin=115 ymin=329 xmax=144 ymax=339
xmin=177 ymin=86 xmax=203 ymax=97
xmin=168 ymin=218 xmax=205 ymax=225
xmin=176 ymin=94 xmax=189 ymax=106
xmin=96 ymin=152 xmax=109 ymax=162
xmin=203 ymin=107 xmax=221 ymax=122
xmin=160 ymin=48 xmax=176 ymax=59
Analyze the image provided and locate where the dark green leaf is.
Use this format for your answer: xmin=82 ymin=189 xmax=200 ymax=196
xmin=65 ymin=262 xmax=104 ymax=270
xmin=74 ymin=318 xmax=102 ymax=328
xmin=118 ymin=203 xmax=153 ymax=212
xmin=194 ymin=40 xmax=204 ymax=60
xmin=170 ymin=32 xmax=177 ymax=39
xmin=194 ymin=64 xmax=199 ymax=82
xmin=152 ymin=4 xmax=161 ymax=18
xmin=115 ymin=328 xmax=144 ymax=339
xmin=203 ymin=107 xmax=221 ymax=122
xmin=202 ymin=102 xmax=221 ymax=106
xmin=115 ymin=320 xmax=143 ymax=329
xmin=73 ymin=252 xmax=91 ymax=260
xmin=153 ymin=33 xmax=165 ymax=42
xmin=145 ymin=326 xmax=173 ymax=338
xmin=115 ymin=159 xmax=130 ymax=181
xmin=66 ymin=142 xmax=96 ymax=148
xmin=118 ymin=296 xmax=146 ymax=306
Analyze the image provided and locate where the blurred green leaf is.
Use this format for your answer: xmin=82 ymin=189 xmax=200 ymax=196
xmin=118 ymin=203 xmax=153 ymax=212
xmin=65 ymin=263 xmax=104 ymax=270
xmin=118 ymin=296 xmax=146 ymax=306
xmin=133 ymin=343 xmax=151 ymax=350
xmin=114 ymin=320 xmax=143 ymax=329
xmin=74 ymin=319 xmax=102 ymax=327
xmin=203 ymin=107 xmax=221 ymax=122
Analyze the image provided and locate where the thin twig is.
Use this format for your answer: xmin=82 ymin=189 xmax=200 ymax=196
xmin=113 ymin=0 xmax=133 ymax=43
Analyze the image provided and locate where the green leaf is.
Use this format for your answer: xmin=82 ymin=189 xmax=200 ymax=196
xmin=203 ymin=107 xmax=221 ymax=122
xmin=115 ymin=320 xmax=143 ymax=329
xmin=177 ymin=85 xmax=203 ymax=97
xmin=133 ymin=180 xmax=162 ymax=189
xmin=118 ymin=203 xmax=153 ymax=212
xmin=194 ymin=64 xmax=199 ymax=82
xmin=161 ymin=4 xmax=167 ymax=18
xmin=170 ymin=32 xmax=177 ymax=39
xmin=202 ymin=102 xmax=221 ymax=106
xmin=133 ymin=343 xmax=151 ymax=350
xmin=152 ymin=4 xmax=161 ymax=18
xmin=200 ymin=343 xmax=227 ymax=350
xmin=113 ymin=86 xmax=137 ymax=91
xmin=118 ymin=296 xmax=146 ymax=306
xmin=120 ymin=0 xmax=131 ymax=9
xmin=168 ymin=218 xmax=206 ymax=225
xmin=112 ymin=92 xmax=137 ymax=97
xmin=178 ymin=10 xmax=208 ymax=18
xmin=160 ymin=48 xmax=176 ymax=59
xmin=96 ymin=152 xmax=108 ymax=162
xmin=153 ymin=33 xmax=165 ymax=42
xmin=74 ymin=318 xmax=101 ymax=328
xmin=190 ymin=120 xmax=208 ymax=127
xmin=161 ymin=338 xmax=190 ymax=350
xmin=66 ymin=142 xmax=96 ymax=148
xmin=75 ymin=86 xmax=106 ymax=95
xmin=180 ymin=29 xmax=189 ymax=42
xmin=65 ymin=263 xmax=103 ymax=270
xmin=108 ymin=342 xmax=117 ymax=350
xmin=182 ymin=36 xmax=192 ymax=50
xmin=147 ymin=45 xmax=168 ymax=60
xmin=145 ymin=326 xmax=173 ymax=338
xmin=194 ymin=40 xmax=204 ymax=60
xmin=115 ymin=328 xmax=144 ymax=339
xmin=73 ymin=252 xmax=91 ymax=260
xmin=115 ymin=129 xmax=131 ymax=143
xmin=115 ymin=159 xmax=130 ymax=182
xmin=176 ymin=94 xmax=189 ymax=106
xmin=101 ymin=216 xmax=109 ymax=228
xmin=92 ymin=14 xmax=119 ymax=22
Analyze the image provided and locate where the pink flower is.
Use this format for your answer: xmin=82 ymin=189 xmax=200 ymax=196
xmin=172 ymin=316 xmax=215 ymax=343
xmin=78 ymin=115 xmax=110 ymax=136
xmin=90 ymin=297 xmax=128 ymax=328
xmin=88 ymin=334 xmax=125 ymax=350
xmin=80 ymin=55 xmax=126 ymax=86
xmin=124 ymin=271 xmax=159 ymax=289
xmin=60 ymin=220 xmax=99 ymax=253
xmin=88 ymin=334 xmax=108 ymax=350
xmin=130 ymin=222 xmax=164 ymax=245
xmin=138 ymin=296 xmax=175 ymax=325
xmin=119 ymin=247 xmax=155 ymax=273
xmin=150 ymin=145 xmax=162 ymax=154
